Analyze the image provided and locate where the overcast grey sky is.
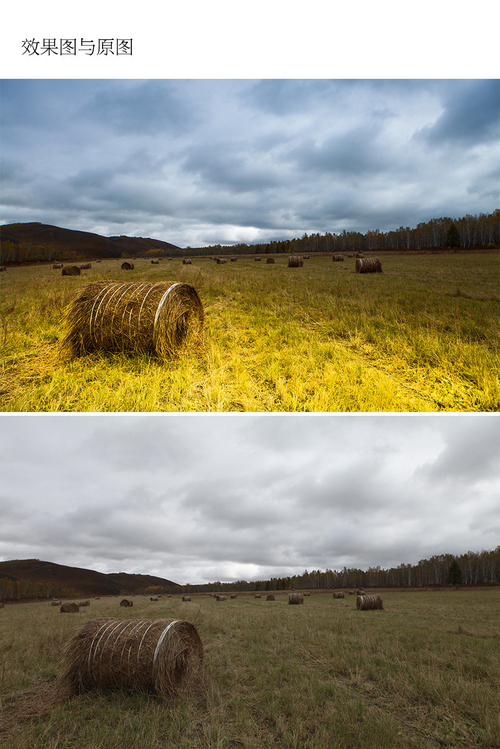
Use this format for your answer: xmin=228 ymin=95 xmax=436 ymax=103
xmin=1 ymin=79 xmax=498 ymax=248
xmin=1 ymin=414 xmax=498 ymax=585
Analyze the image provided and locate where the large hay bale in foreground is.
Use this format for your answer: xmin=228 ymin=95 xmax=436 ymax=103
xmin=62 ymin=265 xmax=81 ymax=276
xmin=61 ymin=281 xmax=204 ymax=360
xmin=288 ymin=256 xmax=303 ymax=267
xmin=120 ymin=598 xmax=133 ymax=607
xmin=356 ymin=257 xmax=382 ymax=273
xmin=59 ymin=617 xmax=203 ymax=698
xmin=288 ymin=592 xmax=304 ymax=605
xmin=60 ymin=602 xmax=79 ymax=613
xmin=356 ymin=594 xmax=384 ymax=610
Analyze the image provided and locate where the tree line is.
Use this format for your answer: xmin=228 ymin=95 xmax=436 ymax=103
xmin=190 ymin=209 xmax=499 ymax=258
xmin=183 ymin=547 xmax=500 ymax=594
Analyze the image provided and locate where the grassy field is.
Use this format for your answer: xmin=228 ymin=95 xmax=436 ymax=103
xmin=1 ymin=251 xmax=499 ymax=411
xmin=1 ymin=588 xmax=499 ymax=748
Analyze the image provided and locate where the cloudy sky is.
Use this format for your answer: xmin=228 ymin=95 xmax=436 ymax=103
xmin=1 ymin=414 xmax=498 ymax=584
xmin=1 ymin=79 xmax=498 ymax=248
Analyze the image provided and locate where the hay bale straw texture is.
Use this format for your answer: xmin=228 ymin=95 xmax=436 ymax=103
xmin=58 ymin=617 xmax=203 ymax=698
xmin=60 ymin=602 xmax=79 ymax=613
xmin=356 ymin=594 xmax=384 ymax=610
xmin=62 ymin=265 xmax=81 ymax=276
xmin=356 ymin=257 xmax=382 ymax=273
xmin=288 ymin=592 xmax=304 ymax=605
xmin=288 ymin=256 xmax=304 ymax=267
xmin=61 ymin=281 xmax=204 ymax=360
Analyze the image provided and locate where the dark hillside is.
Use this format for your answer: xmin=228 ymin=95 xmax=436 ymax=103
xmin=0 ymin=222 xmax=182 ymax=263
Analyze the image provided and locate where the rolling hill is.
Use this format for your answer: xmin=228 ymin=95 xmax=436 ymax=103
xmin=0 ymin=559 xmax=181 ymax=599
xmin=0 ymin=222 xmax=182 ymax=262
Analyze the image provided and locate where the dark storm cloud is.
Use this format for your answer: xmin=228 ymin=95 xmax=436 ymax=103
xmin=1 ymin=79 xmax=497 ymax=246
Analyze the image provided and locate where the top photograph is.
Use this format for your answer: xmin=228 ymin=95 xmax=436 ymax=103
xmin=1 ymin=78 xmax=499 ymax=412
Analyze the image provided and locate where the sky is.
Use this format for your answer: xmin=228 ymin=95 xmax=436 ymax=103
xmin=1 ymin=78 xmax=498 ymax=248
xmin=1 ymin=413 xmax=498 ymax=585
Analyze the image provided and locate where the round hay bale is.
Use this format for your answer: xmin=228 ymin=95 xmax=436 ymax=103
xmin=120 ymin=598 xmax=133 ymax=607
xmin=51 ymin=600 xmax=62 ymax=606
xmin=58 ymin=617 xmax=203 ymax=698
xmin=121 ymin=261 xmax=134 ymax=270
xmin=266 ymin=257 xmax=275 ymax=264
xmin=182 ymin=596 xmax=191 ymax=602
xmin=254 ymin=256 xmax=262 ymax=261
xmin=0 ymin=266 xmax=7 ymax=272
xmin=60 ymin=602 xmax=79 ymax=613
xmin=356 ymin=252 xmax=365 ymax=258
xmin=0 ymin=602 xmax=5 ymax=608
xmin=230 ymin=257 xmax=237 ymax=261
xmin=216 ymin=258 xmax=227 ymax=264
xmin=183 ymin=258 xmax=192 ymax=265
xmin=356 ymin=257 xmax=382 ymax=273
xmin=288 ymin=592 xmax=304 ymax=605
xmin=303 ymin=592 xmax=311 ymax=596
xmin=52 ymin=263 xmax=63 ymax=269
xmin=215 ymin=595 xmax=227 ymax=602
xmin=254 ymin=594 xmax=261 ymax=599
xmin=78 ymin=600 xmax=91 ymax=607
xmin=151 ymin=259 xmax=160 ymax=264
xmin=150 ymin=596 xmax=159 ymax=601
xmin=266 ymin=594 xmax=275 ymax=601
xmin=332 ymin=254 xmax=344 ymax=261
xmin=79 ymin=263 xmax=92 ymax=270
xmin=357 ymin=589 xmax=365 ymax=595
xmin=349 ymin=590 xmax=355 ymax=595
xmin=333 ymin=591 xmax=345 ymax=599
xmin=288 ymin=256 xmax=303 ymax=267
xmin=62 ymin=265 xmax=81 ymax=276
xmin=356 ymin=594 xmax=384 ymax=611
xmin=230 ymin=594 xmax=237 ymax=599
xmin=61 ymin=281 xmax=204 ymax=360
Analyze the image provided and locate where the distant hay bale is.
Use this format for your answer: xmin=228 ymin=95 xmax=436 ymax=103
xmin=303 ymin=255 xmax=310 ymax=259
xmin=150 ymin=596 xmax=159 ymax=601
xmin=288 ymin=256 xmax=303 ymax=267
xmin=0 ymin=266 xmax=7 ymax=272
xmin=52 ymin=263 xmax=63 ymax=269
xmin=216 ymin=258 xmax=227 ymax=264
xmin=62 ymin=265 xmax=81 ymax=276
xmin=0 ymin=602 xmax=4 ymax=608
xmin=78 ymin=600 xmax=90 ymax=607
xmin=79 ymin=263 xmax=92 ymax=270
xmin=349 ymin=590 xmax=355 ymax=595
xmin=288 ymin=592 xmax=304 ymax=605
xmin=61 ymin=281 xmax=204 ymax=360
xmin=356 ymin=257 xmax=382 ymax=273
xmin=215 ymin=595 xmax=227 ymax=602
xmin=120 ymin=599 xmax=133 ymax=607
xmin=356 ymin=252 xmax=365 ymax=258
xmin=121 ymin=261 xmax=134 ymax=270
xmin=357 ymin=589 xmax=365 ymax=596
xmin=332 ymin=254 xmax=344 ymax=261
xmin=58 ymin=617 xmax=204 ymax=698
xmin=348 ymin=254 xmax=354 ymax=258
xmin=182 ymin=596 xmax=191 ymax=602
xmin=254 ymin=256 xmax=262 ymax=261
xmin=151 ymin=259 xmax=160 ymax=264
xmin=51 ymin=600 xmax=62 ymax=606
xmin=303 ymin=592 xmax=311 ymax=596
xmin=183 ymin=259 xmax=192 ymax=265
xmin=230 ymin=594 xmax=237 ymax=599
xmin=254 ymin=594 xmax=261 ymax=599
xmin=230 ymin=257 xmax=237 ymax=261
xmin=60 ymin=602 xmax=79 ymax=613
xmin=333 ymin=591 xmax=345 ymax=599
xmin=356 ymin=594 xmax=384 ymax=610
xmin=266 ymin=594 xmax=275 ymax=601
xmin=266 ymin=257 xmax=275 ymax=264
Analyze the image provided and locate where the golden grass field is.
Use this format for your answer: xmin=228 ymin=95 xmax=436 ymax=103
xmin=1 ymin=250 xmax=499 ymax=411
xmin=1 ymin=587 xmax=499 ymax=748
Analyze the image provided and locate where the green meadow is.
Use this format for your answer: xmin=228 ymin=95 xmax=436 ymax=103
xmin=1 ymin=588 xmax=499 ymax=748
xmin=1 ymin=251 xmax=498 ymax=411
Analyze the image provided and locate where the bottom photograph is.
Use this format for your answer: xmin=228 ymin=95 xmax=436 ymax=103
xmin=0 ymin=412 xmax=499 ymax=748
